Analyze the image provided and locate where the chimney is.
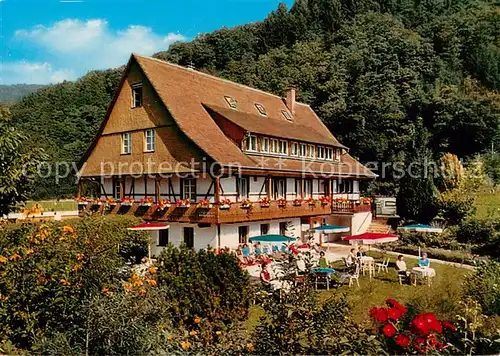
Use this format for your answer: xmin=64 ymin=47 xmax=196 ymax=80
xmin=285 ymin=86 xmax=296 ymax=116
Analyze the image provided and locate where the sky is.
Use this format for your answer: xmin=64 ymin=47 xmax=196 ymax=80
xmin=1 ymin=0 xmax=293 ymax=85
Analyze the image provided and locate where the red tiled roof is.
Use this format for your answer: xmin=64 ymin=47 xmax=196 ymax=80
xmin=96 ymin=54 xmax=375 ymax=179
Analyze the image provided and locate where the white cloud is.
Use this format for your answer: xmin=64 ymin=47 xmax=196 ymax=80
xmin=7 ymin=19 xmax=185 ymax=84
xmin=1 ymin=61 xmax=76 ymax=85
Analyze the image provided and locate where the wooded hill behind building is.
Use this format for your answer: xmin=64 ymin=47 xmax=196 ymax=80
xmin=7 ymin=0 xmax=500 ymax=201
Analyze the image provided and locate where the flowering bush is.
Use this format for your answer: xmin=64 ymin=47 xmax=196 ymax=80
xmin=370 ymin=299 xmax=457 ymax=354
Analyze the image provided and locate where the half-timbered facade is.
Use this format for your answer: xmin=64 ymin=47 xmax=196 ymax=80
xmin=78 ymin=54 xmax=376 ymax=252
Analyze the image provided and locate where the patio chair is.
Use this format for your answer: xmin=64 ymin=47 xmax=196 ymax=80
xmin=314 ymin=272 xmax=331 ymax=290
xmin=339 ymin=263 xmax=360 ymax=287
xmin=376 ymin=257 xmax=390 ymax=274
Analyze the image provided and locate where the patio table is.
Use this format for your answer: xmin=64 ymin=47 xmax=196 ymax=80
xmin=312 ymin=267 xmax=336 ymax=274
xmin=359 ymin=256 xmax=375 ymax=280
xmin=411 ymin=267 xmax=436 ymax=286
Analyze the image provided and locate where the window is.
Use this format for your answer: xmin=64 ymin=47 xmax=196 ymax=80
xmin=261 ymin=137 xmax=269 ymax=153
xmin=238 ymin=226 xmax=249 ymax=244
xmin=304 ymin=179 xmax=313 ymax=198
xmin=181 ymin=178 xmax=197 ymax=201
xmin=334 ymin=148 xmax=341 ymax=161
xmin=184 ymin=227 xmax=194 ymax=249
xmin=280 ymin=140 xmax=288 ymax=155
xmin=294 ymin=179 xmax=303 ymax=198
xmin=132 ymin=83 xmax=143 ymax=108
xmin=282 ymin=110 xmax=292 ymax=121
xmin=308 ymin=145 xmax=315 ymax=159
xmin=224 ymin=96 xmax=237 ymax=109
xmin=114 ymin=180 xmax=122 ymax=199
xmin=158 ymin=229 xmax=169 ymax=247
xmin=299 ymin=143 xmax=307 ymax=157
xmin=338 ymin=180 xmax=353 ymax=193
xmin=237 ymin=177 xmax=249 ymax=200
xmin=245 ymin=135 xmax=257 ymax=152
xmin=317 ymin=146 xmax=325 ymax=159
xmin=272 ymin=178 xmax=286 ymax=199
xmin=326 ymin=147 xmax=333 ymax=160
xmin=260 ymin=223 xmax=270 ymax=236
xmin=121 ymin=132 xmax=131 ymax=154
xmin=291 ymin=142 xmax=299 ymax=156
xmin=270 ymin=139 xmax=279 ymax=153
xmin=255 ymin=103 xmax=266 ymax=116
xmin=144 ymin=129 xmax=155 ymax=152
xmin=279 ymin=222 xmax=287 ymax=236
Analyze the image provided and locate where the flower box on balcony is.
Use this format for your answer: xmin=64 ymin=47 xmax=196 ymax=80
xmin=157 ymin=199 xmax=172 ymax=210
xmin=219 ymin=199 xmax=231 ymax=210
xmin=292 ymin=199 xmax=303 ymax=207
xmin=306 ymin=198 xmax=317 ymax=207
xmin=240 ymin=200 xmax=253 ymax=209
xmin=259 ymin=197 xmax=270 ymax=208
xmin=176 ymin=199 xmax=191 ymax=208
xmin=105 ymin=198 xmax=118 ymax=206
xmin=277 ymin=199 xmax=287 ymax=208
xmin=140 ymin=197 xmax=154 ymax=207
xmin=196 ymin=199 xmax=213 ymax=209
xmin=319 ymin=196 xmax=331 ymax=206
xmin=120 ymin=198 xmax=134 ymax=206
xmin=76 ymin=197 xmax=89 ymax=206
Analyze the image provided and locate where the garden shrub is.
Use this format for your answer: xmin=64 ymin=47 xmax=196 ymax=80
xmin=456 ymin=217 xmax=500 ymax=244
xmin=386 ymin=244 xmax=480 ymax=265
xmin=464 ymin=261 xmax=500 ymax=316
xmin=0 ymin=216 xmax=147 ymax=350
xmin=155 ymin=245 xmax=252 ymax=328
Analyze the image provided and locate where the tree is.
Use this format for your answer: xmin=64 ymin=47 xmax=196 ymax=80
xmin=0 ymin=107 xmax=46 ymax=216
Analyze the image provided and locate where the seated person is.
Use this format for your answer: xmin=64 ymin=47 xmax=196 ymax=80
xmin=356 ymin=246 xmax=366 ymax=258
xmin=418 ymin=253 xmax=430 ymax=268
xmin=396 ymin=255 xmax=409 ymax=274
xmin=272 ymin=245 xmax=279 ymax=254
xmin=262 ymin=245 xmax=270 ymax=255
xmin=241 ymin=244 xmax=253 ymax=264
xmin=254 ymin=242 xmax=262 ymax=256
xmin=280 ymin=244 xmax=288 ymax=254
xmin=318 ymin=251 xmax=329 ymax=268
xmin=346 ymin=248 xmax=356 ymax=266
xmin=259 ymin=264 xmax=271 ymax=288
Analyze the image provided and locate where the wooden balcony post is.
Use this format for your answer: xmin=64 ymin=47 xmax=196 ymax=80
xmin=266 ymin=176 xmax=272 ymax=199
xmin=214 ymin=175 xmax=221 ymax=224
xmin=119 ymin=179 xmax=124 ymax=199
xmin=155 ymin=178 xmax=161 ymax=202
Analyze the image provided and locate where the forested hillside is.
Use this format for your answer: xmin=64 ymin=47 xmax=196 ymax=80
xmin=0 ymin=84 xmax=46 ymax=104
xmin=9 ymin=0 xmax=500 ymax=199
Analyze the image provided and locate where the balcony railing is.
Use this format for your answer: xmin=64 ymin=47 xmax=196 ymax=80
xmin=78 ymin=198 xmax=372 ymax=224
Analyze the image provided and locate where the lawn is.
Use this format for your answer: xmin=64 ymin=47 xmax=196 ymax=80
xmin=474 ymin=187 xmax=500 ymax=218
xmin=24 ymin=200 xmax=77 ymax=212
xmin=246 ymin=251 xmax=470 ymax=331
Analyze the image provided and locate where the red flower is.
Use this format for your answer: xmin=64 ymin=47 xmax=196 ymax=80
xmin=428 ymin=334 xmax=437 ymax=347
xmin=412 ymin=315 xmax=430 ymax=337
xmin=387 ymin=307 xmax=402 ymax=321
xmin=394 ymin=334 xmax=410 ymax=347
xmin=423 ymin=313 xmax=442 ymax=333
xmin=414 ymin=337 xmax=427 ymax=353
xmin=386 ymin=298 xmax=407 ymax=315
xmin=442 ymin=320 xmax=456 ymax=331
xmin=382 ymin=323 xmax=397 ymax=337
xmin=370 ymin=307 xmax=388 ymax=323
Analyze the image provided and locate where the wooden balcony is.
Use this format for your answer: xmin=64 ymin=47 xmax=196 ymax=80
xmin=79 ymin=199 xmax=372 ymax=224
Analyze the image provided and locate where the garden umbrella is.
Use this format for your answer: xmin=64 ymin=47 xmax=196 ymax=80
xmin=127 ymin=222 xmax=169 ymax=258
xmin=248 ymin=235 xmax=296 ymax=243
xmin=343 ymin=232 xmax=398 ymax=245
xmin=311 ymin=225 xmax=350 ymax=233
xmin=400 ymin=224 xmax=443 ymax=233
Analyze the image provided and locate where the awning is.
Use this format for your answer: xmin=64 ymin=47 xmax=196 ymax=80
xmin=343 ymin=232 xmax=398 ymax=245
xmin=248 ymin=235 xmax=297 ymax=243
xmin=311 ymin=225 xmax=350 ymax=233
xmin=127 ymin=222 xmax=170 ymax=231
xmin=400 ymin=224 xmax=443 ymax=233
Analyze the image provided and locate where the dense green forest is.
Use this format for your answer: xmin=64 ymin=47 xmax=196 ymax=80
xmin=0 ymin=84 xmax=46 ymax=104
xmin=9 ymin=0 xmax=500 ymax=199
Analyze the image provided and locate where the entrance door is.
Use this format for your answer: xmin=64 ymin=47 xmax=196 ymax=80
xmin=238 ymin=226 xmax=249 ymax=244
xmin=183 ymin=227 xmax=194 ymax=249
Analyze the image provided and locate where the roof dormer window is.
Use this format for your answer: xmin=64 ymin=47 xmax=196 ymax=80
xmin=282 ymin=110 xmax=292 ymax=121
xmin=255 ymin=103 xmax=266 ymax=116
xmin=224 ymin=96 xmax=237 ymax=109
xmin=131 ymin=83 xmax=143 ymax=108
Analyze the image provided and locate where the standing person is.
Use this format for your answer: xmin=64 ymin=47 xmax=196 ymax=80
xmin=259 ymin=264 xmax=271 ymax=288
xmin=318 ymin=251 xmax=329 ymax=268
xmin=418 ymin=253 xmax=430 ymax=268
